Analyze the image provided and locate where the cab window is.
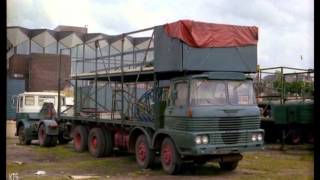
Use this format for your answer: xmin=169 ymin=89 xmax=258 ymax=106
xmin=191 ymin=80 xmax=227 ymax=105
xmin=38 ymin=96 xmax=55 ymax=106
xmin=25 ymin=96 xmax=35 ymax=106
xmin=174 ymin=82 xmax=188 ymax=107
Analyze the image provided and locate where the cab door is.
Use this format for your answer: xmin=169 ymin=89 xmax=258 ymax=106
xmin=165 ymin=80 xmax=189 ymax=126
xmin=16 ymin=96 xmax=23 ymax=113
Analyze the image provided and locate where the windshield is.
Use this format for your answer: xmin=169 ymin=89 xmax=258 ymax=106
xmin=191 ymin=80 xmax=227 ymax=105
xmin=228 ymin=80 xmax=256 ymax=105
xmin=38 ymin=96 xmax=55 ymax=106
xmin=190 ymin=79 xmax=256 ymax=106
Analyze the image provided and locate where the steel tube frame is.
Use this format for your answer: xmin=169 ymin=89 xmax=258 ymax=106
xmin=58 ymin=27 xmax=156 ymax=126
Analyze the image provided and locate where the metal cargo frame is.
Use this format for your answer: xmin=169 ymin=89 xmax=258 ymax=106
xmin=255 ymin=66 xmax=314 ymax=104
xmin=57 ymin=26 xmax=160 ymax=129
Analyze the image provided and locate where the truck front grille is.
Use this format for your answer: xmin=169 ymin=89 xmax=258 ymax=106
xmin=221 ymin=132 xmax=241 ymax=144
xmin=168 ymin=116 xmax=260 ymax=132
xmin=211 ymin=132 xmax=249 ymax=145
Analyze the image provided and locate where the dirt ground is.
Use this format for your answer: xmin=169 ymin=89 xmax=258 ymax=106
xmin=6 ymin=138 xmax=314 ymax=180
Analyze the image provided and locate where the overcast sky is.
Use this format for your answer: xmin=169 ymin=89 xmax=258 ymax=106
xmin=7 ymin=0 xmax=314 ymax=69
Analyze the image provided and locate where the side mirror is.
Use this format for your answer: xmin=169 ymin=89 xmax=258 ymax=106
xmin=172 ymin=90 xmax=177 ymax=101
xmin=11 ymin=95 xmax=17 ymax=108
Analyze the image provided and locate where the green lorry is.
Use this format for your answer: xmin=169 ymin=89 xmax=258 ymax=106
xmin=256 ymin=67 xmax=314 ymax=144
xmin=21 ymin=20 xmax=264 ymax=174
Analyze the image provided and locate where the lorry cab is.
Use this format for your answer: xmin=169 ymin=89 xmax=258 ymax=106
xmin=162 ymin=72 xmax=263 ymax=158
xmin=15 ymin=92 xmax=67 ymax=114
xmin=14 ymin=92 xmax=69 ymax=145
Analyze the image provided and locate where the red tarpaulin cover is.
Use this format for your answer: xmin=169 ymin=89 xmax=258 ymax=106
xmin=164 ymin=20 xmax=258 ymax=48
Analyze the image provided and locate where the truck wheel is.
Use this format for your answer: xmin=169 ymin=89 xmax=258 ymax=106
xmin=103 ymin=130 xmax=113 ymax=156
xmin=135 ymin=134 xmax=155 ymax=169
xmin=160 ymin=137 xmax=182 ymax=175
xmin=307 ymin=131 xmax=314 ymax=144
xmin=50 ymin=136 xmax=58 ymax=147
xmin=287 ymin=128 xmax=301 ymax=145
xmin=38 ymin=124 xmax=52 ymax=147
xmin=58 ymin=133 xmax=71 ymax=145
xmin=88 ymin=128 xmax=106 ymax=158
xmin=18 ymin=126 xmax=31 ymax=145
xmin=219 ymin=161 xmax=239 ymax=171
xmin=73 ymin=125 xmax=88 ymax=152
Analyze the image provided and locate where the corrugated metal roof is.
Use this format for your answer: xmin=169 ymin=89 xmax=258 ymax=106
xmin=7 ymin=26 xmax=153 ymax=50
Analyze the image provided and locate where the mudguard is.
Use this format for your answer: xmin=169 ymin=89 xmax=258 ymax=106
xmin=152 ymin=130 xmax=184 ymax=154
xmin=39 ymin=119 xmax=59 ymax=136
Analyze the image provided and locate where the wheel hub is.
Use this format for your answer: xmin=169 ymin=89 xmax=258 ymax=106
xmin=162 ymin=144 xmax=172 ymax=165
xmin=138 ymin=143 xmax=146 ymax=161
xmin=40 ymin=129 xmax=45 ymax=139
xmin=91 ymin=136 xmax=97 ymax=149
xmin=75 ymin=133 xmax=81 ymax=147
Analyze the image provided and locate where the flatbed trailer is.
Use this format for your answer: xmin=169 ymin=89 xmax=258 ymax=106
xmin=51 ymin=20 xmax=263 ymax=174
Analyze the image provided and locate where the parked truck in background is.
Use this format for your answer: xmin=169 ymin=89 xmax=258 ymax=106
xmin=25 ymin=20 xmax=265 ymax=174
xmin=14 ymin=92 xmax=72 ymax=146
xmin=256 ymin=67 xmax=314 ymax=144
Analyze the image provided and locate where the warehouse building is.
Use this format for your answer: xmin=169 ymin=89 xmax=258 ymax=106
xmin=6 ymin=26 xmax=86 ymax=119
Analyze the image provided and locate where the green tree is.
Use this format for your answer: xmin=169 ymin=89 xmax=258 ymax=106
xmin=273 ymin=71 xmax=314 ymax=97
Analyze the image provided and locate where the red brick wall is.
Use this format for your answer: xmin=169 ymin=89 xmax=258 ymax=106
xmin=28 ymin=53 xmax=71 ymax=91
xmin=8 ymin=54 xmax=30 ymax=78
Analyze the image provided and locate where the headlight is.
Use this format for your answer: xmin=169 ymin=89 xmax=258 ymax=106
xmin=257 ymin=134 xmax=263 ymax=141
xmin=202 ymin=135 xmax=209 ymax=144
xmin=251 ymin=134 xmax=257 ymax=141
xmin=195 ymin=136 xmax=202 ymax=144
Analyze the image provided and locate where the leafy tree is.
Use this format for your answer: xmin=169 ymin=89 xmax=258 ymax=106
xmin=272 ymin=71 xmax=314 ymax=97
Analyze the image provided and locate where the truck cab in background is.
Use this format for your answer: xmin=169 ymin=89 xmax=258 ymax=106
xmin=14 ymin=92 xmax=71 ymax=146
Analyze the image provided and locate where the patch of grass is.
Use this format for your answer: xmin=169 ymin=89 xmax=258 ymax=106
xmin=299 ymin=152 xmax=314 ymax=161
xmin=237 ymin=151 xmax=314 ymax=180
xmin=8 ymin=163 xmax=52 ymax=174
xmin=8 ymin=155 xmax=145 ymax=177
xmin=18 ymin=175 xmax=70 ymax=180
xmin=32 ymin=144 xmax=79 ymax=160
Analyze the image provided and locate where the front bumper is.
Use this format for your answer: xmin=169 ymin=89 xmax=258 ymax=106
xmin=178 ymin=129 xmax=264 ymax=156
xmin=182 ymin=142 xmax=264 ymax=156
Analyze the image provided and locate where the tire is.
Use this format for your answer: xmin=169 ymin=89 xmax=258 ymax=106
xmin=219 ymin=161 xmax=239 ymax=171
xmin=18 ymin=126 xmax=31 ymax=145
xmin=307 ymin=131 xmax=314 ymax=144
xmin=58 ymin=133 xmax=71 ymax=145
xmin=50 ymin=136 xmax=58 ymax=147
xmin=102 ymin=130 xmax=113 ymax=156
xmin=73 ymin=125 xmax=88 ymax=152
xmin=287 ymin=127 xmax=301 ymax=145
xmin=88 ymin=128 xmax=106 ymax=158
xmin=38 ymin=124 xmax=52 ymax=147
xmin=135 ymin=134 xmax=155 ymax=169
xmin=160 ymin=137 xmax=182 ymax=175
